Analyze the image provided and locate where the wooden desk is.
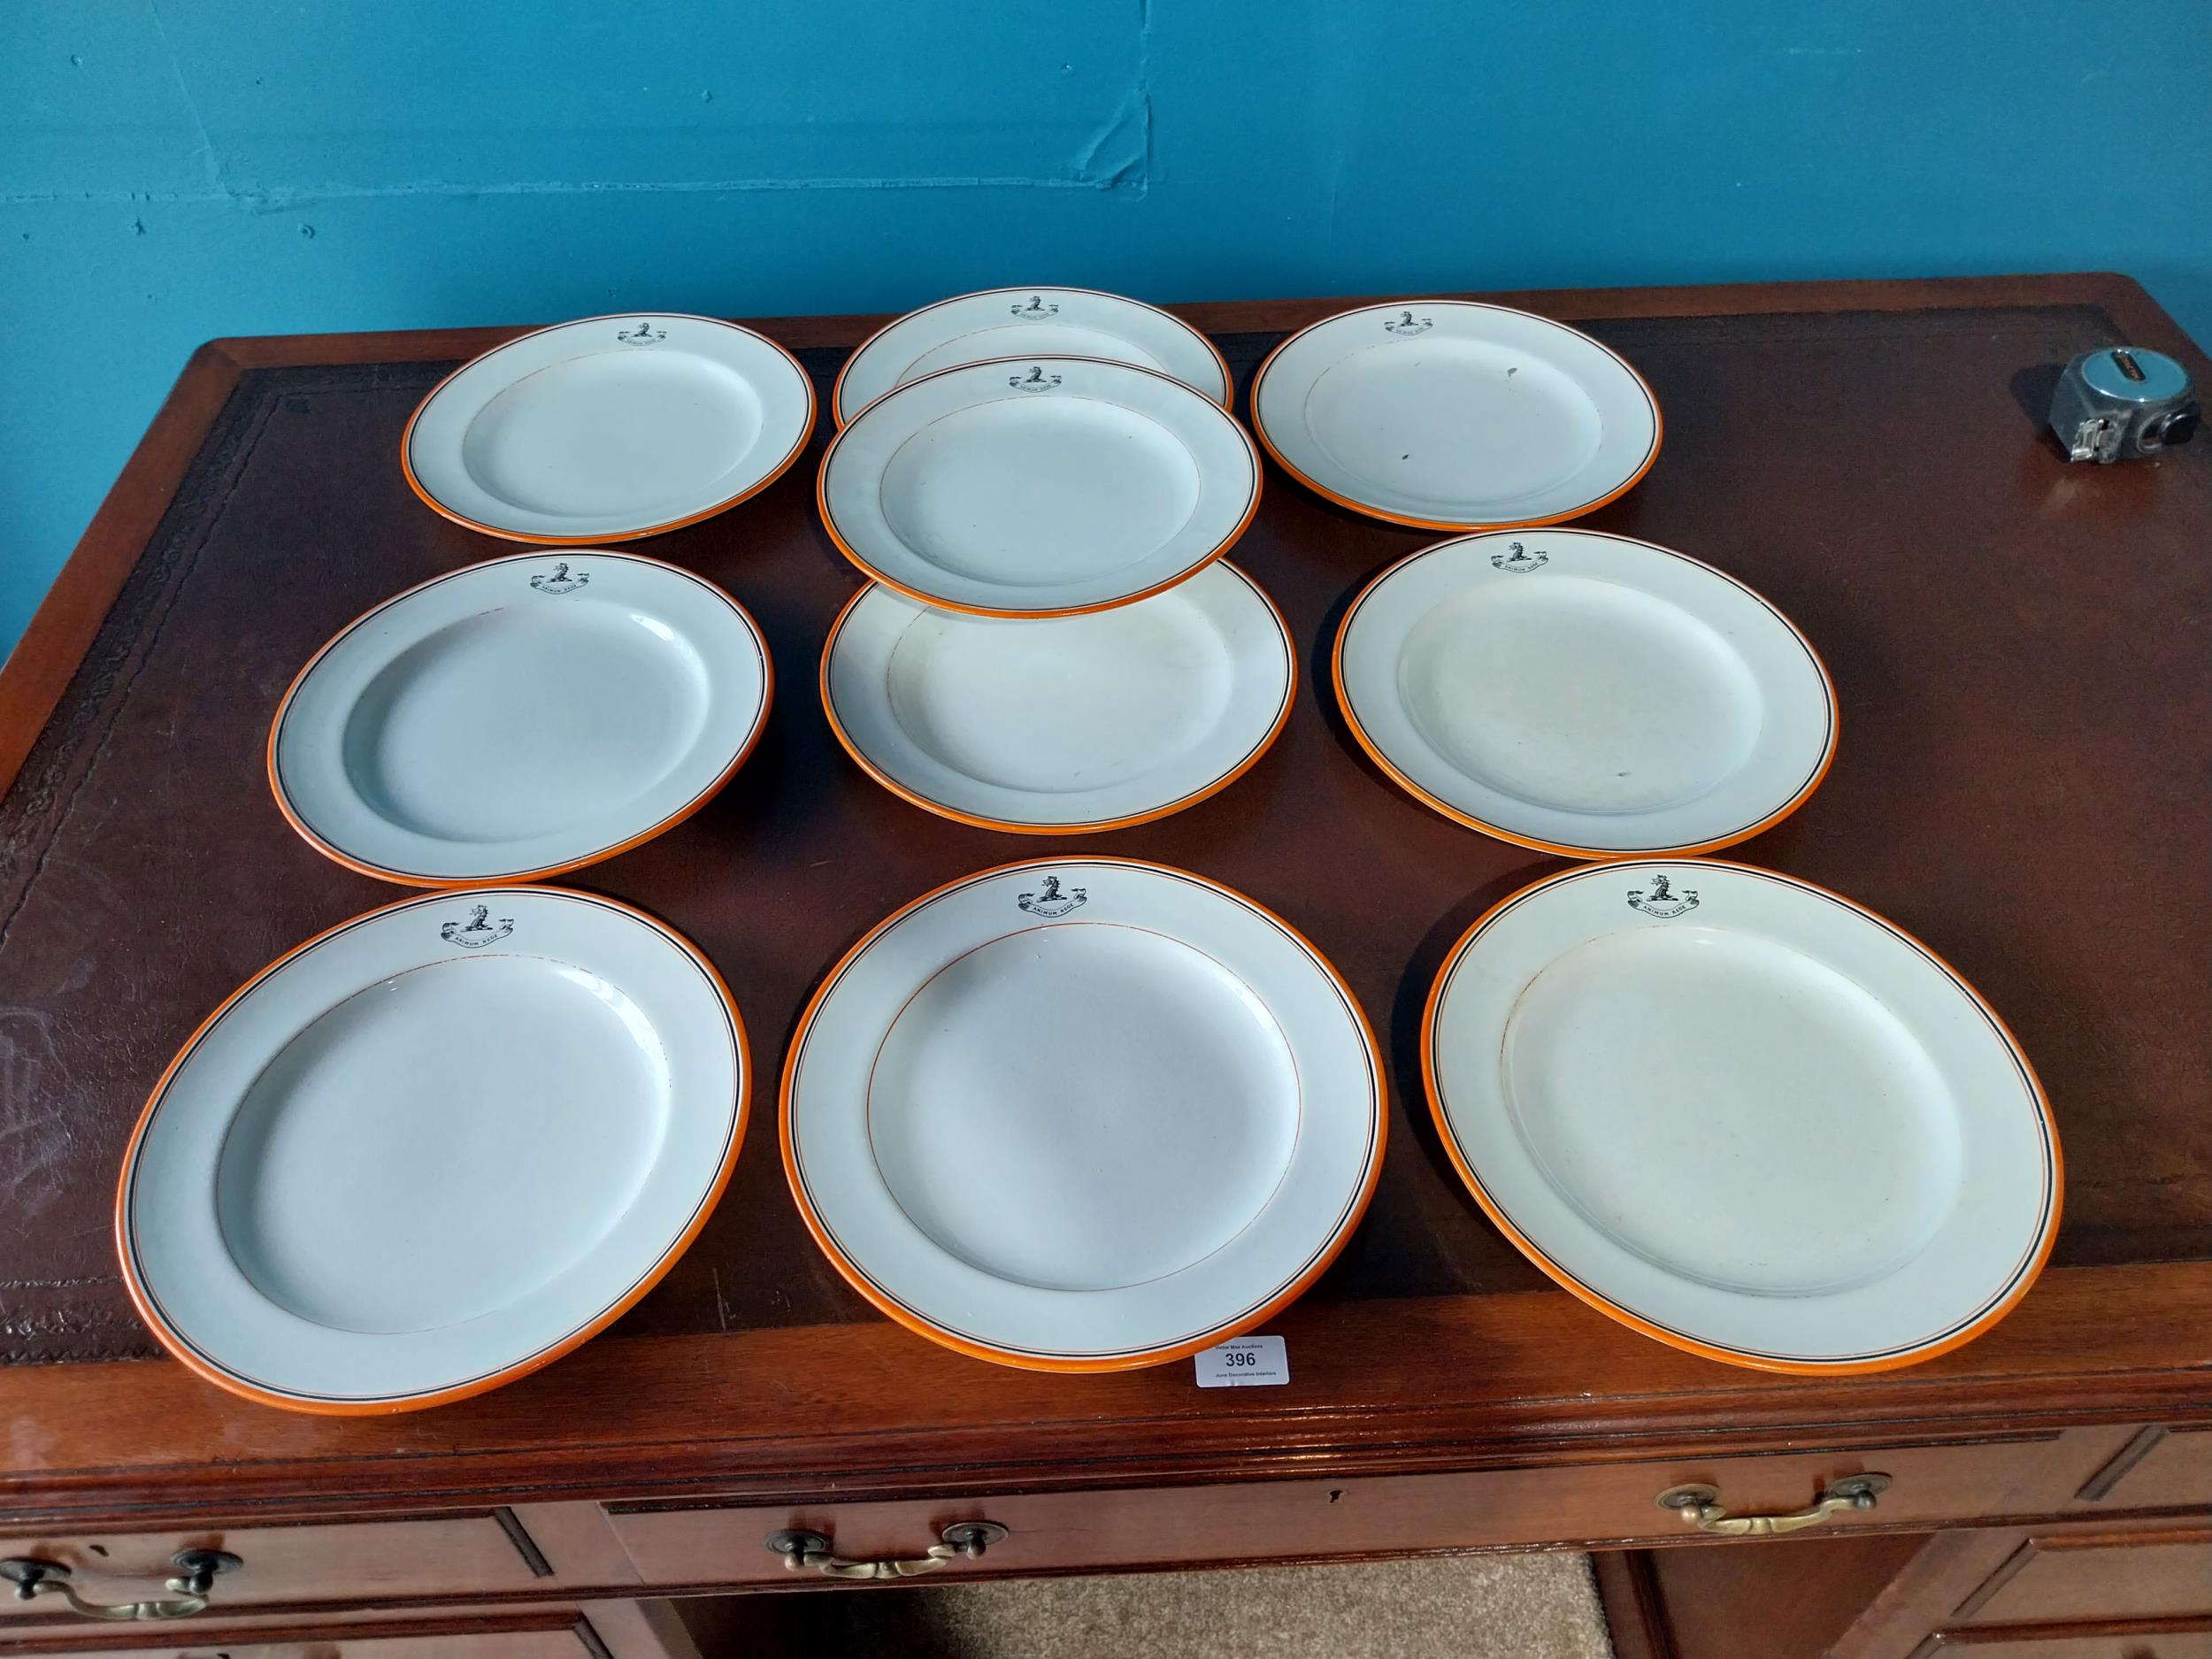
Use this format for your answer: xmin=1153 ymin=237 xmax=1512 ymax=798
xmin=0 ymin=276 xmax=2206 ymax=1659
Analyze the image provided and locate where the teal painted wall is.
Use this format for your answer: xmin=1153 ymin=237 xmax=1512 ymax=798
xmin=6 ymin=2 xmax=2208 ymax=658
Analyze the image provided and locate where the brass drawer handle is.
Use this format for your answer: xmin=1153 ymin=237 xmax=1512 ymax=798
xmin=0 ymin=1549 xmax=240 ymax=1620
xmin=764 ymin=1521 xmax=1009 ymax=1580
xmin=1656 ymin=1474 xmax=1890 ymax=1537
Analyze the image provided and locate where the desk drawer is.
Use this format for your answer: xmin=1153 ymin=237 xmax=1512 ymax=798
xmin=0 ymin=1514 xmax=547 ymax=1629
xmin=610 ymin=1432 xmax=2108 ymax=1588
xmin=0 ymin=1638 xmax=585 ymax=1659
xmin=2073 ymin=1426 xmax=2212 ymax=1510
xmin=1961 ymin=1527 xmax=2212 ymax=1626
xmin=1922 ymin=1624 xmax=2212 ymax=1659
xmin=0 ymin=1609 xmax=598 ymax=1659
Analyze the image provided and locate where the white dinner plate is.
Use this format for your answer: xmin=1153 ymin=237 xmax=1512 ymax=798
xmin=1424 ymin=861 xmax=2060 ymax=1374
xmin=1252 ymin=301 xmax=1660 ymax=529
xmin=270 ymin=552 xmax=772 ymax=887
xmin=1334 ymin=531 xmax=1835 ymax=858
xmin=784 ymin=858 xmax=1384 ymax=1370
xmin=119 ymin=887 xmax=747 ymax=1413
xmin=822 ymin=563 xmax=1294 ymax=833
xmin=833 ymin=287 xmax=1231 ymax=426
xmin=403 ymin=313 xmax=815 ymax=542
xmin=818 ymin=357 xmax=1263 ymax=617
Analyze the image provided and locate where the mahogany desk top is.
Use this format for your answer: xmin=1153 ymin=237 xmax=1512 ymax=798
xmin=0 ymin=273 xmax=2205 ymax=1530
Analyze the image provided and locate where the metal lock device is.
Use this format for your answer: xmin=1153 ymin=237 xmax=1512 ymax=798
xmin=2048 ymin=346 xmax=2198 ymax=463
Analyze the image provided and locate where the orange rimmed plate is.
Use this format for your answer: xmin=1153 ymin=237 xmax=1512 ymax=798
xmin=1252 ymin=300 xmax=1659 ymax=530
xmin=270 ymin=551 xmax=772 ymax=887
xmin=833 ymin=286 xmax=1230 ymax=426
xmin=119 ymin=887 xmax=747 ymax=1413
xmin=1334 ymin=530 xmax=1835 ymax=859
xmin=821 ymin=562 xmax=1294 ymax=834
xmin=403 ymin=313 xmax=815 ymax=543
xmin=784 ymin=857 xmax=1384 ymax=1371
xmin=818 ymin=357 xmax=1261 ymax=618
xmin=1424 ymin=859 xmax=2060 ymax=1373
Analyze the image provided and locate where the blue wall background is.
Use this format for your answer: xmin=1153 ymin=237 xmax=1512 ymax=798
xmin=5 ymin=2 xmax=2208 ymax=659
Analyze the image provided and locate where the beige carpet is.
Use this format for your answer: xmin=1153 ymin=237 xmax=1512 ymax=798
xmin=686 ymin=1552 xmax=1616 ymax=1658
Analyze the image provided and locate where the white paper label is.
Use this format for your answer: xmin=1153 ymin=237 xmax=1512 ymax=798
xmin=1194 ymin=1333 xmax=1289 ymax=1387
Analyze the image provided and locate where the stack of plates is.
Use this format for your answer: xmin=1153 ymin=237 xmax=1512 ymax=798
xmin=820 ymin=288 xmax=1290 ymax=833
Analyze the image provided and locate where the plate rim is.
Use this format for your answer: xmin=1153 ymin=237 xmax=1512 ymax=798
xmin=1420 ymin=857 xmax=2063 ymax=1375
xmin=266 ymin=549 xmax=775 ymax=887
xmin=112 ymin=885 xmax=750 ymax=1416
xmin=1332 ymin=530 xmax=1839 ymax=859
xmin=398 ymin=311 xmax=818 ymax=543
xmin=780 ymin=855 xmax=1388 ymax=1371
xmin=1249 ymin=299 xmax=1664 ymax=531
xmin=818 ymin=561 xmax=1297 ymax=834
xmin=830 ymin=285 xmax=1233 ymax=426
xmin=815 ymin=354 xmax=1265 ymax=619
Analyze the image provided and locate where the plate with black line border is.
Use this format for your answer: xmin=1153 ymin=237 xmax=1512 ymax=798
xmin=818 ymin=357 xmax=1262 ymax=618
xmin=833 ymin=287 xmax=1230 ymax=426
xmin=1422 ymin=859 xmax=2061 ymax=1373
xmin=1333 ymin=530 xmax=1835 ymax=859
xmin=1252 ymin=300 xmax=1660 ymax=529
xmin=402 ymin=312 xmax=815 ymax=542
xmin=821 ymin=562 xmax=1294 ymax=833
xmin=118 ymin=887 xmax=747 ymax=1413
xmin=783 ymin=857 xmax=1385 ymax=1371
xmin=270 ymin=551 xmax=771 ymax=887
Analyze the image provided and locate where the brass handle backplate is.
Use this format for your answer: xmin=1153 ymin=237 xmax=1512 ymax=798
xmin=764 ymin=1521 xmax=1009 ymax=1580
xmin=0 ymin=1550 xmax=240 ymax=1621
xmin=1655 ymin=1474 xmax=1890 ymax=1537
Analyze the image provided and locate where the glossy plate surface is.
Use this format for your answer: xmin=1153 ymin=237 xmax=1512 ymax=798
xmin=1253 ymin=301 xmax=1660 ymax=528
xmin=119 ymin=887 xmax=746 ymax=1412
xmin=784 ymin=858 xmax=1384 ymax=1369
xmin=1425 ymin=861 xmax=2059 ymax=1373
xmin=1335 ymin=531 xmax=1834 ymax=857
xmin=403 ymin=313 xmax=815 ymax=541
xmin=271 ymin=552 xmax=772 ymax=886
xmin=834 ymin=287 xmax=1231 ymax=425
xmin=823 ymin=563 xmax=1294 ymax=833
xmin=818 ymin=357 xmax=1263 ymax=617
